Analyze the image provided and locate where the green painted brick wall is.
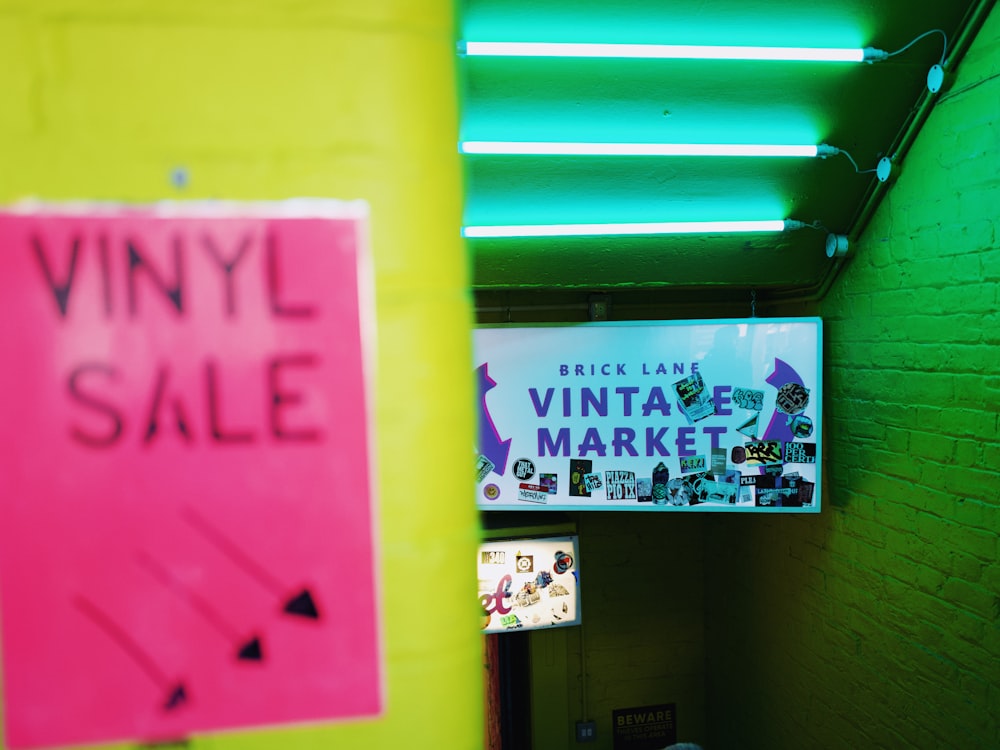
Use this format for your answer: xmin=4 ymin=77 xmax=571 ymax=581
xmin=528 ymin=513 xmax=708 ymax=750
xmin=571 ymin=514 xmax=707 ymax=745
xmin=705 ymin=6 xmax=999 ymax=749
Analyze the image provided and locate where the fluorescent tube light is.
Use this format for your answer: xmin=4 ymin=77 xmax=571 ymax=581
xmin=462 ymin=220 xmax=791 ymax=238
xmin=460 ymin=141 xmax=820 ymax=157
xmin=462 ymin=41 xmax=870 ymax=63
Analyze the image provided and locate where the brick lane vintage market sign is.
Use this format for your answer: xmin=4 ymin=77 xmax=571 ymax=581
xmin=475 ymin=319 xmax=821 ymax=512
xmin=0 ymin=202 xmax=381 ymax=749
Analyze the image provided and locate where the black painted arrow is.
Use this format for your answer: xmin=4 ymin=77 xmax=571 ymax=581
xmin=74 ymin=596 xmax=188 ymax=712
xmin=136 ymin=551 xmax=264 ymax=662
xmin=163 ymin=684 xmax=188 ymax=712
xmin=180 ymin=506 xmax=320 ymax=621
xmin=283 ymin=589 xmax=319 ymax=619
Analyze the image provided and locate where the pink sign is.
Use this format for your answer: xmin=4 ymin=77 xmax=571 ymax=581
xmin=0 ymin=202 xmax=382 ymax=749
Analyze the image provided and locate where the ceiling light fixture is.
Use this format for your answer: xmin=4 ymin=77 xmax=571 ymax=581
xmin=461 ymin=141 xmax=838 ymax=157
xmin=459 ymin=41 xmax=888 ymax=63
xmin=462 ymin=219 xmax=807 ymax=239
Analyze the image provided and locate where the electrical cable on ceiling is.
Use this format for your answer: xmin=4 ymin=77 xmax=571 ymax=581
xmin=819 ymin=144 xmax=896 ymax=183
xmin=862 ymin=29 xmax=948 ymax=92
xmin=817 ymin=144 xmax=878 ymax=175
xmin=881 ymin=29 xmax=948 ymax=65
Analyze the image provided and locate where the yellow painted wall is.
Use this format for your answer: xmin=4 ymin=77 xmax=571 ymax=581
xmin=0 ymin=1 xmax=481 ymax=748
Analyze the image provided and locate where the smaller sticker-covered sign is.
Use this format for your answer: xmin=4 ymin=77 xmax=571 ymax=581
xmin=478 ymin=536 xmax=581 ymax=634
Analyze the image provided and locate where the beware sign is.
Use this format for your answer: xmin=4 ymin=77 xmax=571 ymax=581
xmin=612 ymin=702 xmax=677 ymax=750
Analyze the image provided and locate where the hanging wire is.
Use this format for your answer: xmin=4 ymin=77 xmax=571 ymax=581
xmin=750 ymin=289 xmax=757 ymax=318
xmin=819 ymin=28 xmax=951 ymax=178
xmin=885 ymin=29 xmax=948 ymax=66
xmin=831 ymin=147 xmax=879 ymax=175
xmin=795 ymin=220 xmax=830 ymax=234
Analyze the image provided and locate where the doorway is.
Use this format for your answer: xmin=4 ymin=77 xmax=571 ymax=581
xmin=485 ymin=631 xmax=532 ymax=749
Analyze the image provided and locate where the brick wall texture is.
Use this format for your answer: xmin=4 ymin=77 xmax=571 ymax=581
xmin=566 ymin=513 xmax=708 ymax=746
xmin=705 ymin=7 xmax=1000 ymax=749
xmin=0 ymin=2 xmax=481 ymax=748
